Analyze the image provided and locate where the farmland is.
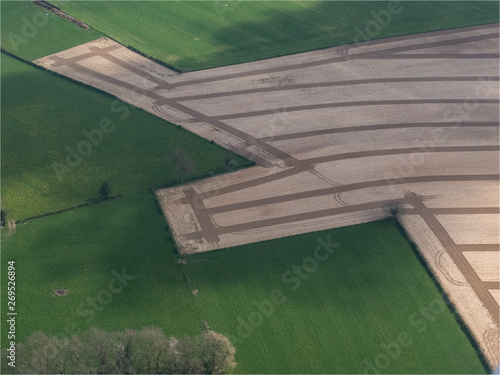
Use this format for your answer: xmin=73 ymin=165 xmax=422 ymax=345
xmin=1 ymin=207 xmax=488 ymax=373
xmin=167 ymin=220 xmax=487 ymax=373
xmin=1 ymin=53 xmax=248 ymax=219
xmin=1 ymin=1 xmax=498 ymax=373
xmin=50 ymin=1 xmax=499 ymax=71
xmin=0 ymin=192 xmax=201 ymax=348
xmin=37 ymin=18 xmax=499 ymax=370
xmin=1 ymin=1 xmax=102 ymax=60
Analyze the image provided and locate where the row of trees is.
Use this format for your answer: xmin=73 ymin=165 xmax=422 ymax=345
xmin=7 ymin=327 xmax=236 ymax=374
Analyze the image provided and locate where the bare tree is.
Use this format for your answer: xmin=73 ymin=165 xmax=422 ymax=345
xmin=167 ymin=335 xmax=181 ymax=374
xmin=52 ymin=337 xmax=70 ymax=374
xmin=85 ymin=327 xmax=112 ymax=374
xmin=384 ymin=201 xmax=403 ymax=217
xmin=112 ymin=329 xmax=135 ymax=374
xmin=167 ymin=148 xmax=196 ymax=183
xmin=20 ymin=331 xmax=54 ymax=374
xmin=177 ymin=335 xmax=205 ymax=374
xmin=66 ymin=336 xmax=88 ymax=374
xmin=135 ymin=327 xmax=168 ymax=374
xmin=13 ymin=327 xmax=236 ymax=374
xmin=200 ymin=330 xmax=237 ymax=374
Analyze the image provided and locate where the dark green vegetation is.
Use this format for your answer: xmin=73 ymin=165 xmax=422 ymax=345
xmin=1 ymin=54 xmax=248 ymax=219
xmin=2 ymin=208 xmax=487 ymax=373
xmin=1 ymin=1 xmax=102 ymax=60
xmin=1 ymin=192 xmax=201 ymax=351
xmin=51 ymin=1 xmax=499 ymax=71
xmin=185 ymin=220 xmax=487 ymax=374
xmin=1 ymin=1 xmax=491 ymax=373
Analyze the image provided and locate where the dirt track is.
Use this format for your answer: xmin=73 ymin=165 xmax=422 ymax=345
xmin=35 ymin=24 xmax=500 ymax=367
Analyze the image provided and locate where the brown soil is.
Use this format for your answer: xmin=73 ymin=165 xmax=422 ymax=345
xmin=53 ymin=289 xmax=67 ymax=296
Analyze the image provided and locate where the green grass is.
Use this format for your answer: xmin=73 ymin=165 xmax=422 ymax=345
xmin=1 ymin=54 xmax=249 ymax=219
xmin=50 ymin=1 xmax=499 ymax=71
xmin=185 ymin=220 xmax=487 ymax=374
xmin=1 ymin=2 xmax=492 ymax=373
xmin=2 ymin=206 xmax=485 ymax=374
xmin=1 ymin=1 xmax=103 ymax=60
xmin=2 ymin=214 xmax=486 ymax=373
xmin=0 ymin=191 xmax=202 ymax=351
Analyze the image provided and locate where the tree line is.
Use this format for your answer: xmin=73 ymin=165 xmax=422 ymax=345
xmin=5 ymin=327 xmax=236 ymax=374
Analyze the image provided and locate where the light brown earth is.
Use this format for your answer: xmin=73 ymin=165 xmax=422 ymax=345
xmin=35 ymin=24 xmax=499 ymax=367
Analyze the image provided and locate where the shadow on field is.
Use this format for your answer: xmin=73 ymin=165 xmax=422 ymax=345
xmin=176 ymin=1 xmax=499 ymax=71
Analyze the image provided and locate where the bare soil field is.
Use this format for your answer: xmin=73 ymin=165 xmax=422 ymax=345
xmin=436 ymin=214 xmax=500 ymax=244
xmin=35 ymin=23 xmax=499 ymax=367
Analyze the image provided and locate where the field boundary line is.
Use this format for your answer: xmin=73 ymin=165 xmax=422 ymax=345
xmin=393 ymin=217 xmax=493 ymax=372
xmin=15 ymin=194 xmax=123 ymax=224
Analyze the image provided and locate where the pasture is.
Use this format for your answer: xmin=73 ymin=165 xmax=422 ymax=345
xmin=1 ymin=1 xmax=496 ymax=373
xmin=51 ymin=1 xmax=499 ymax=71
xmin=1 ymin=54 xmax=248 ymax=219
xmin=1 ymin=1 xmax=102 ymax=60
xmin=0 ymin=192 xmax=201 ymax=350
xmin=1 ymin=207 xmax=487 ymax=373
xmin=185 ymin=220 xmax=487 ymax=373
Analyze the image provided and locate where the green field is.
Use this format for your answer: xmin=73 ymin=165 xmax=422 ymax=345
xmin=50 ymin=1 xmax=499 ymax=71
xmin=0 ymin=192 xmax=202 ymax=350
xmin=1 ymin=54 xmax=248 ymax=219
xmin=2 ymin=210 xmax=487 ymax=373
xmin=185 ymin=220 xmax=487 ymax=373
xmin=1 ymin=1 xmax=492 ymax=373
xmin=1 ymin=1 xmax=103 ymax=60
